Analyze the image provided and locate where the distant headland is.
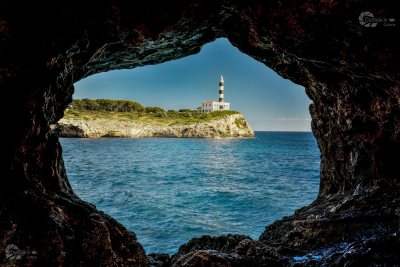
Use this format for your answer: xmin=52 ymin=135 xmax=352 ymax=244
xmin=51 ymin=99 xmax=254 ymax=138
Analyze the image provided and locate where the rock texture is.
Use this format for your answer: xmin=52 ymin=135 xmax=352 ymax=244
xmin=170 ymin=235 xmax=285 ymax=266
xmin=1 ymin=0 xmax=399 ymax=266
xmin=51 ymin=114 xmax=254 ymax=138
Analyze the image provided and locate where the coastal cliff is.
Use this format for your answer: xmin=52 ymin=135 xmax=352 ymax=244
xmin=51 ymin=113 xmax=254 ymax=138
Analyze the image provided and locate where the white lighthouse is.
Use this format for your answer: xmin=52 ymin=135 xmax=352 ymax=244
xmin=200 ymin=75 xmax=231 ymax=113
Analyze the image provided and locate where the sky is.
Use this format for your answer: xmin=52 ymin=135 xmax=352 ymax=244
xmin=74 ymin=38 xmax=312 ymax=131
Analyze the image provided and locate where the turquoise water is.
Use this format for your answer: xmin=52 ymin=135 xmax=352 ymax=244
xmin=60 ymin=132 xmax=320 ymax=254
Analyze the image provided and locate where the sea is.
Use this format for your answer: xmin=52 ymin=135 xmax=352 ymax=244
xmin=60 ymin=131 xmax=320 ymax=255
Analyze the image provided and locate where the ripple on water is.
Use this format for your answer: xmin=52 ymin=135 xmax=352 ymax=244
xmin=61 ymin=132 xmax=320 ymax=254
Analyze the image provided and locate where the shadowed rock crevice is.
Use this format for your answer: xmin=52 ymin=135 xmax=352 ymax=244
xmin=1 ymin=0 xmax=399 ymax=266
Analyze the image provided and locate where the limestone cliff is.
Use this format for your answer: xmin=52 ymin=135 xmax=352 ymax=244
xmin=51 ymin=114 xmax=254 ymax=138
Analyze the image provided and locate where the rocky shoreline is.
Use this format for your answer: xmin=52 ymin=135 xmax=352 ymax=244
xmin=51 ymin=114 xmax=255 ymax=138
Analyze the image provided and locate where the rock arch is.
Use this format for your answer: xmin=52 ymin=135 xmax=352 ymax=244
xmin=1 ymin=0 xmax=399 ymax=265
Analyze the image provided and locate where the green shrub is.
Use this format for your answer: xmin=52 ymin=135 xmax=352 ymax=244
xmin=67 ymin=99 xmax=241 ymax=125
xmin=71 ymin=99 xmax=144 ymax=112
xmin=178 ymin=108 xmax=192 ymax=113
xmin=145 ymin=106 xmax=165 ymax=113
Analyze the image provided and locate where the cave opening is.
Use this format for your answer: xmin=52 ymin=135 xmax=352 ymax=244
xmin=2 ymin=1 xmax=399 ymax=264
xmin=57 ymin=38 xmax=320 ymax=254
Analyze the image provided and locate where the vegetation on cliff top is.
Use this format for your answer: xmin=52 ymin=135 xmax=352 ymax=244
xmin=64 ymin=99 xmax=241 ymax=126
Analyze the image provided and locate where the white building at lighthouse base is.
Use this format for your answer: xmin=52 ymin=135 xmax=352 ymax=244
xmin=201 ymin=100 xmax=230 ymax=113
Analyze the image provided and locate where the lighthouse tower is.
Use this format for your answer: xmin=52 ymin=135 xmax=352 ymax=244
xmin=219 ymin=75 xmax=224 ymax=102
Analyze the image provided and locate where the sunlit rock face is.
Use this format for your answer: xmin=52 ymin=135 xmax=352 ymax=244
xmin=1 ymin=0 xmax=399 ymax=266
xmin=51 ymin=114 xmax=254 ymax=138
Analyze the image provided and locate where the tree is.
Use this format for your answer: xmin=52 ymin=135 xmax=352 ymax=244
xmin=70 ymin=99 xmax=144 ymax=112
xmin=145 ymin=106 xmax=165 ymax=113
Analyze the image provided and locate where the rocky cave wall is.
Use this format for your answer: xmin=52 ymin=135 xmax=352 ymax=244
xmin=1 ymin=0 xmax=399 ymax=266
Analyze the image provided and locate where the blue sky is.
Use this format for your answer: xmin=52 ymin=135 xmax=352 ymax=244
xmin=74 ymin=38 xmax=312 ymax=131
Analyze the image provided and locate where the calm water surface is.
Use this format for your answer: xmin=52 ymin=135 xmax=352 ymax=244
xmin=60 ymin=132 xmax=320 ymax=254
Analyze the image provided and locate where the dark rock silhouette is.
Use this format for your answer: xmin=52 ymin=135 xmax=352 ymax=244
xmin=1 ymin=0 xmax=399 ymax=266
